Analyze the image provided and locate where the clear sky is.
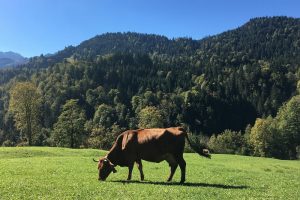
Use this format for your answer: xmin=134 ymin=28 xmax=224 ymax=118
xmin=0 ymin=0 xmax=299 ymax=57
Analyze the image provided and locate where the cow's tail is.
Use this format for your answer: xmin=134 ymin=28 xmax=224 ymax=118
xmin=184 ymin=130 xmax=211 ymax=159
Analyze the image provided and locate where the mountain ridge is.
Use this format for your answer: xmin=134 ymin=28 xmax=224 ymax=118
xmin=24 ymin=16 xmax=299 ymax=69
xmin=0 ymin=51 xmax=28 ymax=68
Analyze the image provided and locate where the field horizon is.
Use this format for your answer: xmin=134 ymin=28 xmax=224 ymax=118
xmin=0 ymin=147 xmax=299 ymax=199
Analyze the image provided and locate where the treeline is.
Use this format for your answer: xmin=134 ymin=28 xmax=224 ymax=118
xmin=0 ymin=16 xmax=300 ymax=159
xmin=208 ymin=93 xmax=300 ymax=159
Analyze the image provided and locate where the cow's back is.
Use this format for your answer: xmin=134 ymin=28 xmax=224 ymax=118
xmin=133 ymin=127 xmax=185 ymax=162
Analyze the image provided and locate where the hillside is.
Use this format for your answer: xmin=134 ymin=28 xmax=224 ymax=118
xmin=23 ymin=17 xmax=300 ymax=69
xmin=0 ymin=147 xmax=299 ymax=199
xmin=0 ymin=16 xmax=299 ymax=150
xmin=0 ymin=51 xmax=27 ymax=68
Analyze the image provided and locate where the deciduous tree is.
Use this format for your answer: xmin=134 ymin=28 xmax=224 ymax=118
xmin=9 ymin=82 xmax=41 ymax=145
xmin=51 ymin=99 xmax=86 ymax=148
xmin=138 ymin=106 xmax=164 ymax=128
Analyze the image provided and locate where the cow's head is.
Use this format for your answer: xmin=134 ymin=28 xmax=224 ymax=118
xmin=94 ymin=157 xmax=117 ymax=181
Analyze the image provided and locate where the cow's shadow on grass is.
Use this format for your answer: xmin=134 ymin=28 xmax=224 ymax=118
xmin=111 ymin=180 xmax=248 ymax=189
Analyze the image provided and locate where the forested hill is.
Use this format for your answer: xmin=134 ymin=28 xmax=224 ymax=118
xmin=0 ymin=16 xmax=299 ymax=149
xmin=24 ymin=16 xmax=300 ymax=68
xmin=198 ymin=16 xmax=300 ymax=61
xmin=25 ymin=33 xmax=197 ymax=69
xmin=2 ymin=17 xmax=299 ymax=80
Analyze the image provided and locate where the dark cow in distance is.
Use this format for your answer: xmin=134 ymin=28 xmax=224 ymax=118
xmin=93 ymin=127 xmax=211 ymax=183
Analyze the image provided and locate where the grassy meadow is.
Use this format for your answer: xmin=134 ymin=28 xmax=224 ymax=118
xmin=0 ymin=147 xmax=299 ymax=199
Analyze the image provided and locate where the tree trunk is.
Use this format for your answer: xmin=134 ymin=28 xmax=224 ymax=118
xmin=70 ymin=119 xmax=74 ymax=148
xmin=26 ymin=110 xmax=32 ymax=146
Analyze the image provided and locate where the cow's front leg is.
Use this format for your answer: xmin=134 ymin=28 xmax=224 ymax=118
xmin=136 ymin=159 xmax=144 ymax=181
xmin=127 ymin=164 xmax=134 ymax=181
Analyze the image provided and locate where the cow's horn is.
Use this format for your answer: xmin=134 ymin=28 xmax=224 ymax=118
xmin=93 ymin=158 xmax=99 ymax=162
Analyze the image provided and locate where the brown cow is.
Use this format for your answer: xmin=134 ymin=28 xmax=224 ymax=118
xmin=93 ymin=127 xmax=210 ymax=183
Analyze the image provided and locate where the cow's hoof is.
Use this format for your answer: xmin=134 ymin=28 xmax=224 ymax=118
xmin=180 ymin=180 xmax=185 ymax=184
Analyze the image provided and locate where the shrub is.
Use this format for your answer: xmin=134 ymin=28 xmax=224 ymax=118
xmin=2 ymin=140 xmax=15 ymax=147
xmin=208 ymin=130 xmax=246 ymax=155
xmin=87 ymin=124 xmax=123 ymax=150
xmin=17 ymin=141 xmax=29 ymax=147
xmin=185 ymin=133 xmax=209 ymax=153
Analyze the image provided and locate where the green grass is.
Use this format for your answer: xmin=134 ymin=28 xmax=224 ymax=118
xmin=0 ymin=147 xmax=299 ymax=199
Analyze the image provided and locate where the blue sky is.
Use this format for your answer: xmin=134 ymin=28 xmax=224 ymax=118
xmin=0 ymin=0 xmax=299 ymax=57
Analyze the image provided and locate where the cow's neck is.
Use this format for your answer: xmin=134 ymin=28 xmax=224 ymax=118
xmin=106 ymin=149 xmax=118 ymax=166
xmin=107 ymin=147 xmax=128 ymax=167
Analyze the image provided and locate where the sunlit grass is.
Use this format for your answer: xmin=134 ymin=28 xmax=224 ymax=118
xmin=0 ymin=147 xmax=299 ymax=199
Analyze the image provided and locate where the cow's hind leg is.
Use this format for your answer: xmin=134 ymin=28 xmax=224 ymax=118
xmin=176 ymin=155 xmax=186 ymax=183
xmin=136 ymin=159 xmax=144 ymax=181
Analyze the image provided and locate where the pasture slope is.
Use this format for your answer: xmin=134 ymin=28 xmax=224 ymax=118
xmin=0 ymin=147 xmax=299 ymax=199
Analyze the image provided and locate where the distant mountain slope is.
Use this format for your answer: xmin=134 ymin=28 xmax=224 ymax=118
xmin=0 ymin=57 xmax=14 ymax=67
xmin=0 ymin=51 xmax=28 ymax=68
